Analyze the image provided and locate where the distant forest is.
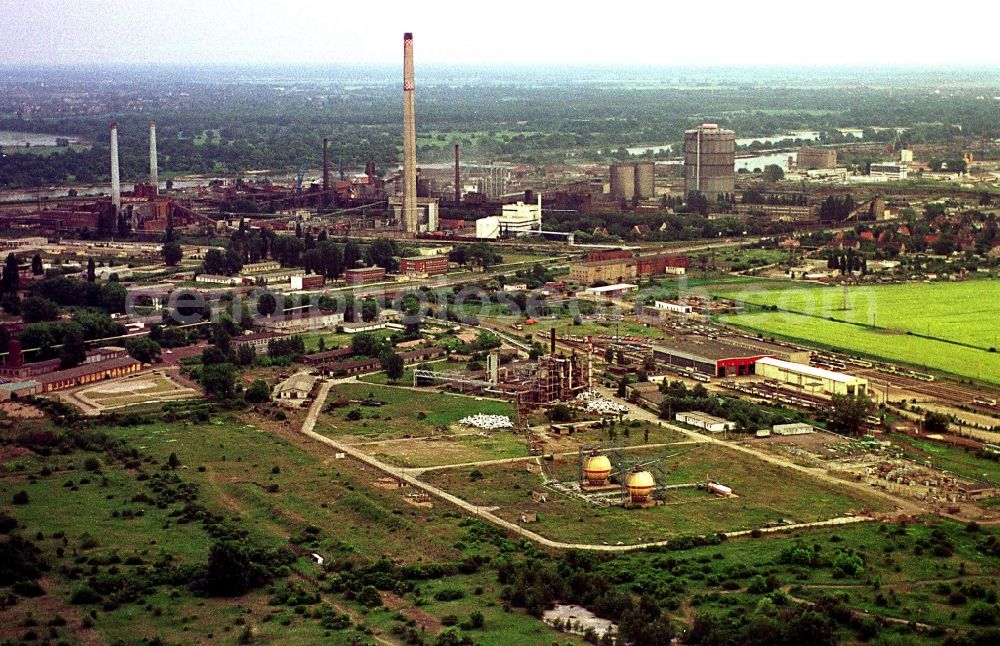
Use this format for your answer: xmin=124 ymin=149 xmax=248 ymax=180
xmin=2 ymin=67 xmax=999 ymax=188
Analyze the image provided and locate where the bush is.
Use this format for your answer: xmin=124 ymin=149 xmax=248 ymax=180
xmin=12 ymin=490 xmax=29 ymax=505
xmin=433 ymin=588 xmax=465 ymax=602
xmin=0 ymin=513 xmax=16 ymax=534
xmin=13 ymin=580 xmax=45 ymax=597
xmin=357 ymin=585 xmax=382 ymax=607
xmin=83 ymin=457 xmax=101 ymax=472
xmin=245 ymin=380 xmax=271 ymax=404
xmin=70 ymin=584 xmax=102 ymax=605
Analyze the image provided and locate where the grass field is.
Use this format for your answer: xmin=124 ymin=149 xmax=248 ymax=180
xmin=317 ymin=383 xmax=515 ymax=444
xmin=75 ymin=371 xmax=199 ymax=410
xmin=0 ymin=408 xmax=582 ymax=645
xmin=715 ymin=280 xmax=1000 ymax=350
xmin=719 ymin=310 xmax=1000 ymax=384
xmin=421 ymin=443 xmax=893 ymax=544
xmin=3 ymin=396 xmax=999 ymax=641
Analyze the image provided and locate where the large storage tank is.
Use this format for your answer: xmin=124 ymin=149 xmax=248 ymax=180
xmin=625 ymin=470 xmax=655 ymax=503
xmin=683 ymin=124 xmax=735 ymax=201
xmin=796 ymin=146 xmax=837 ymax=170
xmin=634 ymin=161 xmax=655 ymax=199
xmin=610 ymin=163 xmax=636 ymax=201
xmin=583 ymin=455 xmax=612 ymax=486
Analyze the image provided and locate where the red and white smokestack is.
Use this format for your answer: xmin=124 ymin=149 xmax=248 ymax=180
xmin=148 ymin=119 xmax=159 ymax=195
xmin=110 ymin=122 xmax=121 ymax=211
xmin=322 ymin=137 xmax=330 ymax=193
xmin=402 ymin=32 xmax=418 ymax=234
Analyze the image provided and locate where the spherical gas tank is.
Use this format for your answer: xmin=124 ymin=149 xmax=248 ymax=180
xmin=583 ymin=455 xmax=612 ymax=486
xmin=626 ymin=470 xmax=655 ymax=503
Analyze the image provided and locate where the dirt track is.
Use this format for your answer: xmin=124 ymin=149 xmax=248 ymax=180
xmin=297 ymin=379 xmax=892 ymax=551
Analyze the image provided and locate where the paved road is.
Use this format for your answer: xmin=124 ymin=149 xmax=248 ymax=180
xmin=297 ymin=379 xmax=879 ymax=552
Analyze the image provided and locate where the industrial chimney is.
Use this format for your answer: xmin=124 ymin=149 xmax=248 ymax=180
xmin=454 ymin=144 xmax=461 ymax=205
xmin=110 ymin=122 xmax=121 ymax=212
xmin=322 ymin=138 xmax=330 ymax=193
xmin=148 ymin=119 xmax=158 ymax=195
xmin=402 ymin=32 xmax=418 ymax=234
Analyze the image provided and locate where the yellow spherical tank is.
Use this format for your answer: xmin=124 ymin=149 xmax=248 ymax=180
xmin=626 ymin=470 xmax=656 ymax=503
xmin=583 ymin=455 xmax=612 ymax=485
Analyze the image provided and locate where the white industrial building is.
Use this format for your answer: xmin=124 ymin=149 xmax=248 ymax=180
xmin=475 ymin=194 xmax=542 ymax=239
xmin=755 ymin=357 xmax=868 ymax=397
xmin=653 ymin=301 xmax=693 ymax=314
xmin=389 ymin=196 xmax=440 ymax=232
xmin=773 ymin=422 xmax=814 ymax=436
xmin=675 ymin=411 xmax=736 ymax=433
xmin=869 ymin=163 xmax=909 ymax=181
xmin=583 ymin=283 xmax=638 ymax=298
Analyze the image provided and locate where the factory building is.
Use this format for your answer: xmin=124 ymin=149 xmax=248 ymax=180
xmin=475 ymin=194 xmax=543 ymax=239
xmin=796 ymin=146 xmax=837 ymax=170
xmin=869 ymin=163 xmax=909 ymax=181
xmin=38 ymin=357 xmax=142 ymax=393
xmin=344 ymin=267 xmax=387 ymax=285
xmin=0 ymin=342 xmax=128 ymax=380
xmin=754 ymin=357 xmax=868 ymax=396
xmin=290 ymin=274 xmax=326 ymax=290
xmin=675 ymin=411 xmax=737 ymax=433
xmin=583 ymin=283 xmax=638 ymax=298
xmin=388 ymin=196 xmax=440 ymax=233
xmin=652 ymin=336 xmax=808 ymax=378
xmin=258 ymin=311 xmax=345 ymax=333
xmin=569 ymin=253 xmax=688 ymax=285
xmin=399 ymin=255 xmax=449 ymax=277
xmin=231 ymin=331 xmax=283 ymax=354
xmin=683 ymin=124 xmax=735 ymax=200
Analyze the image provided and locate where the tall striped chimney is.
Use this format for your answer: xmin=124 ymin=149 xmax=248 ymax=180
xmin=110 ymin=122 xmax=121 ymax=211
xmin=322 ymin=137 xmax=330 ymax=193
xmin=148 ymin=119 xmax=159 ymax=195
xmin=454 ymin=144 xmax=461 ymax=205
xmin=402 ymin=32 xmax=418 ymax=234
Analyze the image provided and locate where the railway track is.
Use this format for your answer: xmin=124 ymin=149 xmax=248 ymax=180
xmin=860 ymin=369 xmax=999 ymax=412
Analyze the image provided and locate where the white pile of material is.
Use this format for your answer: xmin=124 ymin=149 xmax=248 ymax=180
xmin=459 ymin=413 xmax=514 ymax=430
xmin=576 ymin=391 xmax=630 ymax=415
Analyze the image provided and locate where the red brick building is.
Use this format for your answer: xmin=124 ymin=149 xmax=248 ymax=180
xmin=37 ymin=357 xmax=142 ymax=393
xmin=399 ymin=255 xmax=448 ymax=277
xmin=344 ymin=267 xmax=387 ymax=285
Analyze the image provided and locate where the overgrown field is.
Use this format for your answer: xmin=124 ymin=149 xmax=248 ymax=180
xmin=316 ymin=383 xmax=515 ymax=443
xmin=0 ymin=401 xmax=578 ymax=645
xmin=2 ymin=398 xmax=999 ymax=643
xmin=421 ymin=444 xmax=895 ymax=544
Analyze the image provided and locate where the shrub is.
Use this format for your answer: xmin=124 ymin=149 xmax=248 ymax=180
xmin=70 ymin=584 xmax=102 ymax=605
xmin=357 ymin=585 xmax=382 ymax=607
xmin=0 ymin=513 xmax=17 ymax=534
xmin=12 ymin=490 xmax=30 ymax=505
xmin=433 ymin=588 xmax=465 ymax=602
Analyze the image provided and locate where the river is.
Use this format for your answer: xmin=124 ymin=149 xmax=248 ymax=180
xmin=0 ymin=131 xmax=85 ymax=147
xmin=628 ymin=128 xmax=863 ymax=156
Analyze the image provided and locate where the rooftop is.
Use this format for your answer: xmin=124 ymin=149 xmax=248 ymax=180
xmin=755 ymin=357 xmax=859 ymax=384
xmin=654 ymin=336 xmax=778 ymax=362
xmin=584 ymin=283 xmax=638 ymax=294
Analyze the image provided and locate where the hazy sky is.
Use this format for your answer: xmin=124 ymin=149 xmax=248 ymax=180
xmin=2 ymin=0 xmax=999 ymax=67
